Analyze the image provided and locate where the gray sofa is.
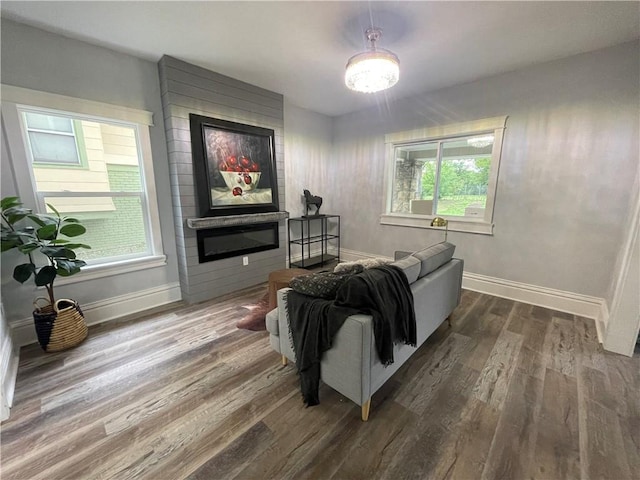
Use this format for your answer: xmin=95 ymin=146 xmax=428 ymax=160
xmin=266 ymin=242 xmax=464 ymax=421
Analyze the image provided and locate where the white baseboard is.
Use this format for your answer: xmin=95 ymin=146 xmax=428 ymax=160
xmin=10 ymin=282 xmax=182 ymax=347
xmin=342 ymin=249 xmax=606 ymax=342
xmin=596 ymin=301 xmax=609 ymax=346
xmin=462 ymin=271 xmax=605 ymax=325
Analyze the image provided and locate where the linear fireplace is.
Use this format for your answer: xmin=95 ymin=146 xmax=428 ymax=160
xmin=196 ymin=222 xmax=279 ymax=263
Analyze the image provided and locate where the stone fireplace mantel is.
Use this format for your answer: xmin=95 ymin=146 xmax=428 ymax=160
xmin=186 ymin=211 xmax=289 ymax=230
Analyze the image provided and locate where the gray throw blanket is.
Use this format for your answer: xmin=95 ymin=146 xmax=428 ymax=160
xmin=286 ymin=264 xmax=416 ymax=406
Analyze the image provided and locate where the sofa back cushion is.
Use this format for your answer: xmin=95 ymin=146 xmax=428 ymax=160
xmin=413 ymin=242 xmax=456 ymax=278
xmin=390 ymin=255 xmax=421 ymax=284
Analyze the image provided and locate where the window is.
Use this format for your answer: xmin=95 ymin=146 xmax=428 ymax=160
xmin=23 ymin=111 xmax=85 ymax=166
xmin=2 ymin=85 xmax=165 ymax=276
xmin=382 ymin=116 xmax=508 ymax=235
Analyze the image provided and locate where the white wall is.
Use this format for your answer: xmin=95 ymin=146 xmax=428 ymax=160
xmin=324 ymin=41 xmax=639 ymax=301
xmin=283 ymin=101 xmax=333 ymax=218
xmin=0 ymin=20 xmax=181 ymax=339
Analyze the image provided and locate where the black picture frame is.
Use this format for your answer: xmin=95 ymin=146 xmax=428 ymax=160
xmin=189 ymin=114 xmax=279 ymax=217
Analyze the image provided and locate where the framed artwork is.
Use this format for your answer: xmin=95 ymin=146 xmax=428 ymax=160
xmin=189 ymin=114 xmax=279 ymax=217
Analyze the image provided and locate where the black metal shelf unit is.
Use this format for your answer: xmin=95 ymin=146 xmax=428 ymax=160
xmin=288 ymin=214 xmax=340 ymax=269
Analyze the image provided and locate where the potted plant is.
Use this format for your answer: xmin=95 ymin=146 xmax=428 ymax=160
xmin=1 ymin=196 xmax=91 ymax=351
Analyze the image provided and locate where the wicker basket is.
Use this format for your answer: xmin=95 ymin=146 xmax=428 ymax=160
xmin=33 ymin=298 xmax=88 ymax=352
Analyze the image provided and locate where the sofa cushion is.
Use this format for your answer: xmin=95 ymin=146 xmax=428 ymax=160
xmin=390 ymin=255 xmax=421 ymax=284
xmin=289 ymin=272 xmax=352 ymax=299
xmin=413 ymin=242 xmax=456 ymax=278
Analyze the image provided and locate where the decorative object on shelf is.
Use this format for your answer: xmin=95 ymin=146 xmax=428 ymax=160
xmin=189 ymin=114 xmax=279 ymax=217
xmin=345 ymin=27 xmax=400 ymax=93
xmin=303 ymin=189 xmax=323 ymax=217
xmin=1 ymin=196 xmax=91 ymax=352
xmin=430 ymin=216 xmax=449 ymax=241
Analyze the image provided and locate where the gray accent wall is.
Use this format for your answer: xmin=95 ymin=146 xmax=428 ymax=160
xmin=0 ymin=19 xmax=180 ymax=321
xmin=312 ymin=41 xmax=637 ymax=299
xmin=158 ymin=56 xmax=287 ymax=304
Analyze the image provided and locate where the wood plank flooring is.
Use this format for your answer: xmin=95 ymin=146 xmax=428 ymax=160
xmin=1 ymin=287 xmax=638 ymax=479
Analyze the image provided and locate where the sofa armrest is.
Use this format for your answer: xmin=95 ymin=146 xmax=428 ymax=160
xmin=276 ymin=288 xmax=297 ymax=362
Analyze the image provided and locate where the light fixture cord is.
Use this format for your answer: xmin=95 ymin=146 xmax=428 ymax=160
xmin=365 ymin=27 xmax=382 ymax=51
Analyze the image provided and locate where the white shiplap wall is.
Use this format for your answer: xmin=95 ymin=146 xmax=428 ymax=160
xmin=158 ymin=56 xmax=287 ymax=304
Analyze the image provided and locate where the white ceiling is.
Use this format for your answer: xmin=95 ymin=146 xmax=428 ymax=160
xmin=2 ymin=1 xmax=638 ymax=117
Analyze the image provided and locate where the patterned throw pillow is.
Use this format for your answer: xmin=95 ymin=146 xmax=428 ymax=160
xmin=289 ymin=272 xmax=352 ymax=299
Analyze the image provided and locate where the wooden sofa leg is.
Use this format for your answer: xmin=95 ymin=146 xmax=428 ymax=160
xmin=361 ymin=399 xmax=371 ymax=422
xmin=447 ymin=315 xmax=452 ymax=328
xmin=281 ymin=355 xmax=288 ymax=366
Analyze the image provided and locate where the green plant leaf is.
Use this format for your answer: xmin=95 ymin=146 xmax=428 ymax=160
xmin=1 ymin=231 xmax=24 ymax=251
xmin=62 ymin=248 xmax=76 ymax=259
xmin=46 ymin=203 xmax=61 ymax=217
xmin=13 ymin=263 xmax=35 ymax=283
xmin=56 ymin=259 xmax=86 ymax=277
xmin=15 ymin=228 xmax=36 ymax=239
xmin=35 ymin=265 xmax=57 ymax=286
xmin=62 ymin=217 xmax=80 ymax=223
xmin=27 ymin=215 xmax=47 ymax=227
xmin=1 ymin=240 xmax=20 ymax=252
xmin=63 ymin=243 xmax=91 ymax=249
xmin=4 ymin=206 xmax=32 ymax=225
xmin=37 ymin=224 xmax=58 ymax=240
xmin=35 ymin=214 xmax=58 ymax=225
xmin=40 ymin=246 xmax=69 ymax=258
xmin=17 ymin=242 xmax=40 ymax=254
xmin=51 ymin=239 xmax=70 ymax=244
xmin=1 ymin=197 xmax=21 ymax=210
xmin=60 ymin=224 xmax=86 ymax=237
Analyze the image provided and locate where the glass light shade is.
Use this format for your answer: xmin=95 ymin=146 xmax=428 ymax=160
xmin=345 ymin=49 xmax=400 ymax=93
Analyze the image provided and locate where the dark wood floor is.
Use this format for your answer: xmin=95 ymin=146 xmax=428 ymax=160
xmin=1 ymin=286 xmax=638 ymax=479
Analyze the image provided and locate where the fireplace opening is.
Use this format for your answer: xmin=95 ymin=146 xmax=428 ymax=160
xmin=197 ymin=222 xmax=279 ymax=263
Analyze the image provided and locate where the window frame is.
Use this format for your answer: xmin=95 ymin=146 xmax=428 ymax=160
xmin=1 ymin=85 xmax=166 ymax=281
xmin=381 ymin=116 xmax=508 ymax=235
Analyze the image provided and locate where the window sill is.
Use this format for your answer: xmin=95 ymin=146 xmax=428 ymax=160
xmin=380 ymin=213 xmax=494 ymax=235
xmin=54 ymin=255 xmax=168 ymax=286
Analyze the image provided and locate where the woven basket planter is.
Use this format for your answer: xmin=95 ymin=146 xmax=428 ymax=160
xmin=33 ymin=298 xmax=88 ymax=352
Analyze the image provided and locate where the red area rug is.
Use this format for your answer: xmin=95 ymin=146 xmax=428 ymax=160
xmin=236 ymin=292 xmax=270 ymax=331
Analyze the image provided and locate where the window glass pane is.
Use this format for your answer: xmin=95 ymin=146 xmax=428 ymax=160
xmin=44 ymin=196 xmax=149 ymax=262
xmin=25 ymin=112 xmax=73 ymax=132
xmin=28 ymin=131 xmax=79 ymax=164
xmin=391 ymin=142 xmax=437 ymax=213
xmin=435 ymin=136 xmax=493 ymax=217
xmin=30 ymin=119 xmax=142 ymax=193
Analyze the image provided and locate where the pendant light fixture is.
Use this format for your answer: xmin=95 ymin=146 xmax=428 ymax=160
xmin=345 ymin=27 xmax=400 ymax=93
